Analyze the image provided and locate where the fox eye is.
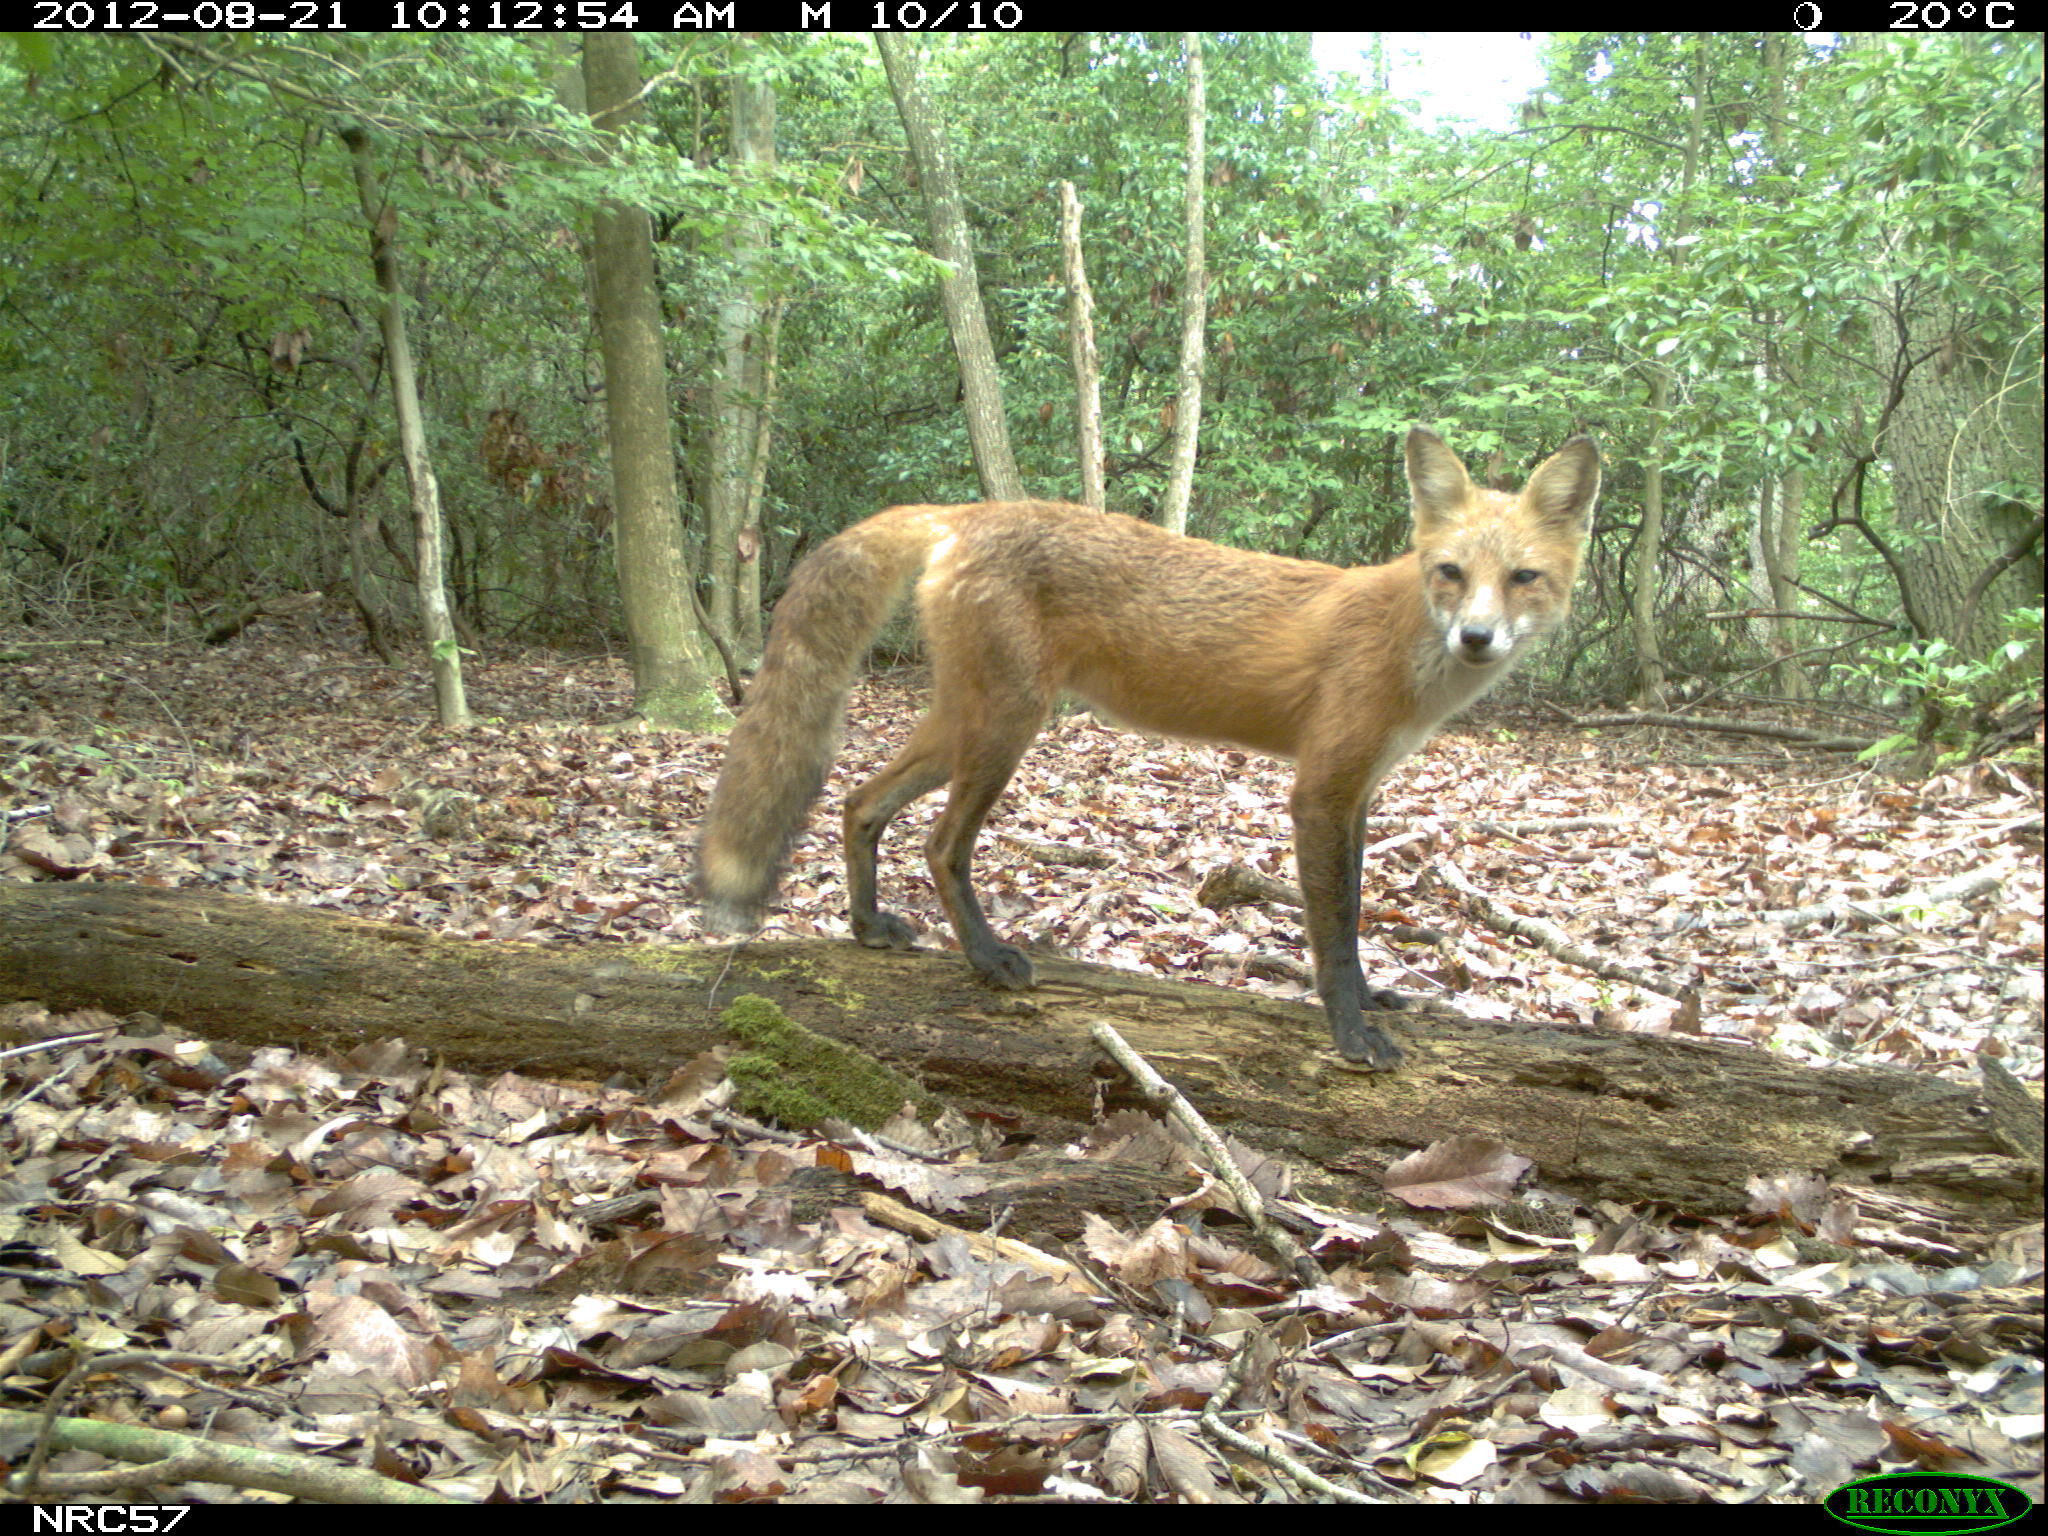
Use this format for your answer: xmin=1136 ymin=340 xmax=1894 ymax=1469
xmin=1435 ymin=562 xmax=1463 ymax=583
xmin=1510 ymin=568 xmax=1542 ymax=586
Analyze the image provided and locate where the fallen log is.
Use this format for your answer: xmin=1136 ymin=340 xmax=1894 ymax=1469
xmin=0 ymin=883 xmax=2033 ymax=1223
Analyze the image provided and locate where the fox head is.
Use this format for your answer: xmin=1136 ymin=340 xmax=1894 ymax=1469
xmin=1405 ymin=427 xmax=1601 ymax=669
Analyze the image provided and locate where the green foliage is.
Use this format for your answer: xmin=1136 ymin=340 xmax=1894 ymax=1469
xmin=1851 ymin=607 xmax=2044 ymax=766
xmin=0 ymin=29 xmax=2036 ymax=734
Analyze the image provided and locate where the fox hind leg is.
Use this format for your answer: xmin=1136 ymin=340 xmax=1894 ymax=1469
xmin=922 ymin=712 xmax=1044 ymax=988
xmin=844 ymin=713 xmax=952 ymax=950
xmin=842 ymin=666 xmax=1049 ymax=990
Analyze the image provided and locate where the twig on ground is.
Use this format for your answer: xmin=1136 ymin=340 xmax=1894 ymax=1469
xmin=0 ymin=1408 xmax=459 ymax=1504
xmin=859 ymin=1191 xmax=1081 ymax=1283
xmin=1197 ymin=1327 xmax=1385 ymax=1504
xmin=1566 ymin=712 xmax=1873 ymax=752
xmin=1662 ymin=870 xmax=2003 ymax=934
xmin=1087 ymin=1020 xmax=1325 ymax=1288
xmin=1436 ymin=859 xmax=1691 ymax=1002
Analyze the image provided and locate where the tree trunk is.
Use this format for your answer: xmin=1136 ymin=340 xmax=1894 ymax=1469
xmin=874 ymin=35 xmax=1023 ymax=504
xmin=1629 ymin=40 xmax=1708 ymax=709
xmin=705 ymin=52 xmax=777 ymax=659
xmin=1878 ymin=280 xmax=2045 ymax=658
xmin=347 ymin=502 xmax=396 ymax=665
xmin=738 ymin=298 xmax=783 ymax=656
xmin=1754 ymin=36 xmax=1812 ymax=702
xmin=1631 ymin=368 xmax=1672 ymax=707
xmin=339 ymin=124 xmax=470 ymax=729
xmin=1763 ymin=460 xmax=1813 ymax=699
xmin=2 ymin=883 xmax=2032 ymax=1227
xmin=1057 ymin=180 xmax=1105 ymax=511
xmin=1160 ymin=32 xmax=1207 ymax=536
xmin=582 ymin=34 xmax=730 ymax=731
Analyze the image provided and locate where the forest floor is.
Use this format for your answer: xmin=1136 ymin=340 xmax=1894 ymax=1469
xmin=1 ymin=619 xmax=2042 ymax=1503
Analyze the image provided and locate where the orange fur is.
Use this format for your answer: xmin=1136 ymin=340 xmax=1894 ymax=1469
xmin=697 ymin=427 xmax=1600 ymax=1068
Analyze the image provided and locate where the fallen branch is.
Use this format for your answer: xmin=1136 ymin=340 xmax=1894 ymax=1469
xmin=201 ymin=590 xmax=325 ymax=646
xmin=1194 ymin=863 xmax=1451 ymax=947
xmin=996 ymin=833 xmax=1115 ymax=869
xmin=1566 ymin=712 xmax=1874 ymax=752
xmin=1088 ymin=1020 xmax=1324 ymax=1287
xmin=1474 ymin=815 xmax=1631 ymax=834
xmin=1700 ymin=609 xmax=1887 ymax=625
xmin=1196 ymin=862 xmax=1303 ymax=911
xmin=1380 ymin=814 xmax=1632 ymax=835
xmin=5 ymin=883 xmax=2020 ymax=1217
xmin=0 ymin=1409 xmax=460 ymax=1504
xmin=1662 ymin=870 xmax=2004 ymax=935
xmin=859 ymin=1191 xmax=1082 ymax=1283
xmin=1436 ymin=859 xmax=1691 ymax=1002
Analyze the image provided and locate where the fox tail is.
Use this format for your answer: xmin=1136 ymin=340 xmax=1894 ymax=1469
xmin=695 ymin=508 xmax=937 ymax=932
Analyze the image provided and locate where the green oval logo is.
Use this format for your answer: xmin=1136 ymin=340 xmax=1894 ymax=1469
xmin=1824 ymin=1472 xmax=2034 ymax=1535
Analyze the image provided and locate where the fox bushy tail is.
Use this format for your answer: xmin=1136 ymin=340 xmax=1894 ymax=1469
xmin=696 ymin=509 xmax=936 ymax=932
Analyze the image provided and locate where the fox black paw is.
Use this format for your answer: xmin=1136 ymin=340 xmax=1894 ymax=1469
xmin=970 ymin=943 xmax=1035 ymax=990
xmin=1331 ymin=1018 xmax=1404 ymax=1070
xmin=853 ymin=911 xmax=920 ymax=950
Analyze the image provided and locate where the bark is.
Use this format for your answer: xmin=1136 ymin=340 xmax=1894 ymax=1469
xmin=1631 ymin=368 xmax=1672 ymax=708
xmin=2 ymin=883 xmax=2032 ymax=1225
xmin=875 ymin=35 xmax=1023 ymax=503
xmin=738 ymin=297 xmax=783 ymax=656
xmin=1630 ymin=41 xmax=1713 ymax=708
xmin=339 ymin=124 xmax=469 ymax=728
xmin=1755 ymin=35 xmax=1812 ymax=700
xmin=1058 ymin=181 xmax=1105 ymax=511
xmin=1765 ymin=462 xmax=1813 ymax=699
xmin=347 ymin=501 xmax=396 ymax=665
xmin=1160 ymin=32 xmax=1207 ymax=536
xmin=705 ymin=54 xmax=777 ymax=658
xmin=582 ymin=34 xmax=730 ymax=730
xmin=1877 ymin=281 xmax=2045 ymax=658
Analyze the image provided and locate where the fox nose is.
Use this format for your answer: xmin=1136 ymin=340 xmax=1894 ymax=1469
xmin=1457 ymin=625 xmax=1496 ymax=654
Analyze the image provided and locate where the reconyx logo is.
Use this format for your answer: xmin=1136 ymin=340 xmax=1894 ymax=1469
xmin=1824 ymin=1472 xmax=2033 ymax=1534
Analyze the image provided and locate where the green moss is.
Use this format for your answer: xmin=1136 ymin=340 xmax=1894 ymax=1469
xmin=631 ymin=682 xmax=734 ymax=734
xmin=719 ymin=994 xmax=936 ymax=1130
xmin=810 ymin=975 xmax=866 ymax=1014
xmin=629 ymin=947 xmax=712 ymax=976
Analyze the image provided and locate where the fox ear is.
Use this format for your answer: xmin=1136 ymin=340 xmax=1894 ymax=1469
xmin=1522 ymin=436 xmax=1602 ymax=536
xmin=1406 ymin=426 xmax=1474 ymax=531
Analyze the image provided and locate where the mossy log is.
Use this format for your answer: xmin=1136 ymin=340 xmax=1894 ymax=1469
xmin=0 ymin=883 xmax=2034 ymax=1224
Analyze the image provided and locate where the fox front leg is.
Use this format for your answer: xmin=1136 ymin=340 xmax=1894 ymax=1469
xmin=1291 ymin=773 xmax=1405 ymax=1069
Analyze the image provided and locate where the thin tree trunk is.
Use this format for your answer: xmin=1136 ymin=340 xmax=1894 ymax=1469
xmin=347 ymin=503 xmax=395 ymax=665
xmin=1765 ymin=461 xmax=1813 ymax=698
xmin=739 ymin=297 xmax=783 ymax=655
xmin=1632 ymin=367 xmax=1671 ymax=708
xmin=1058 ymin=180 xmax=1105 ymax=510
xmin=339 ymin=123 xmax=469 ymax=728
xmin=706 ymin=53 xmax=777 ymax=656
xmin=874 ymin=34 xmax=1022 ymax=503
xmin=1161 ymin=32 xmax=1208 ymax=536
xmin=582 ymin=33 xmax=729 ymax=730
xmin=1754 ymin=36 xmax=1812 ymax=701
xmin=1630 ymin=39 xmax=1708 ymax=708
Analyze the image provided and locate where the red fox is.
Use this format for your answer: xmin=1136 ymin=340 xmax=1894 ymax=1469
xmin=698 ymin=427 xmax=1600 ymax=1069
